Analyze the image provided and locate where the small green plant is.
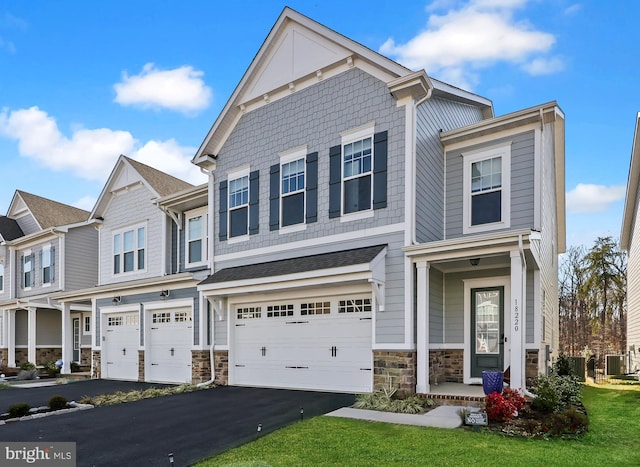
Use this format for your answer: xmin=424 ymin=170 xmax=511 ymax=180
xmin=78 ymin=384 xmax=202 ymax=406
xmin=48 ymin=395 xmax=68 ymax=411
xmin=553 ymin=353 xmax=573 ymax=376
xmin=8 ymin=402 xmax=31 ymax=418
xmin=19 ymin=361 xmax=36 ymax=371
xmin=44 ymin=361 xmax=60 ymax=376
xmin=548 ymin=406 xmax=589 ymax=435
xmin=531 ymin=374 xmax=582 ymax=413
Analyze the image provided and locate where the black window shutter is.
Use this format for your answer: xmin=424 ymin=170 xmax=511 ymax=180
xmin=329 ymin=145 xmax=342 ymax=218
xmin=38 ymin=249 xmax=43 ymax=285
xmin=51 ymin=246 xmax=55 ymax=282
xmin=219 ymin=180 xmax=228 ymax=241
xmin=249 ymin=170 xmax=260 ymax=235
xmin=306 ymin=152 xmax=318 ymax=223
xmin=30 ymin=253 xmax=35 ymax=287
xmin=373 ymin=131 xmax=388 ymax=210
xmin=20 ymin=255 xmax=24 ymax=288
xmin=269 ymin=164 xmax=280 ymax=231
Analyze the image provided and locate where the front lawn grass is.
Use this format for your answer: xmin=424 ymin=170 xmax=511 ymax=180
xmin=198 ymin=384 xmax=640 ymax=466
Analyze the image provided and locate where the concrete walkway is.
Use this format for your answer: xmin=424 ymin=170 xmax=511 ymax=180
xmin=327 ymin=404 xmax=481 ymax=429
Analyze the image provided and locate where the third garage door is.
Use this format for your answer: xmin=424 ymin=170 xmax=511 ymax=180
xmin=232 ymin=295 xmax=372 ymax=393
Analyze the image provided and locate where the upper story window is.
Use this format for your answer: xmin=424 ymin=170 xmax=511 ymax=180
xmin=113 ymin=224 xmax=146 ymax=275
xmin=462 ymin=142 xmax=511 ymax=234
xmin=329 ymin=123 xmax=387 ymax=221
xmin=84 ymin=315 xmax=91 ymax=334
xmin=186 ymin=208 xmax=207 ymax=267
xmin=269 ymin=147 xmax=318 ymax=232
xmin=41 ymin=244 xmax=54 ymax=285
xmin=0 ymin=259 xmax=4 ymax=292
xmin=22 ymin=251 xmax=34 ymax=289
xmin=219 ymin=167 xmax=259 ymax=242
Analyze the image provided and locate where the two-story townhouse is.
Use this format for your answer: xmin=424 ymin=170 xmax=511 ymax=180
xmin=191 ymin=8 xmax=564 ymax=394
xmin=55 ymin=155 xmax=211 ymax=384
xmin=621 ymin=112 xmax=640 ymax=373
xmin=0 ymin=191 xmax=97 ymax=370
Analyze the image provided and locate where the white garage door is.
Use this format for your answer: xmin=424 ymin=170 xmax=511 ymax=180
xmin=233 ymin=295 xmax=372 ymax=393
xmin=146 ymin=308 xmax=192 ymax=384
xmin=103 ymin=312 xmax=139 ymax=381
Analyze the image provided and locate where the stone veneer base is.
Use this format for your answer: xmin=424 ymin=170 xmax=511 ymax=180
xmin=373 ymin=351 xmax=416 ymax=393
xmin=213 ymin=350 xmax=228 ymax=386
xmin=191 ymin=350 xmax=212 ymax=385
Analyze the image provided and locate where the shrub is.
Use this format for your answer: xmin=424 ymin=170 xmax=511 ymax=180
xmin=354 ymin=390 xmax=435 ymax=414
xmin=553 ymin=353 xmax=573 ymax=377
xmin=549 ymin=406 xmax=589 ymax=435
xmin=531 ymin=374 xmax=582 ymax=413
xmin=8 ymin=402 xmax=31 ymax=418
xmin=19 ymin=361 xmax=36 ymax=371
xmin=48 ymin=395 xmax=68 ymax=411
xmin=44 ymin=361 xmax=60 ymax=375
xmin=485 ymin=391 xmax=524 ymax=422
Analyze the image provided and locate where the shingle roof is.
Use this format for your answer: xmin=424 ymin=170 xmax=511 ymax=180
xmin=124 ymin=157 xmax=193 ymax=197
xmin=200 ymin=244 xmax=386 ymax=285
xmin=16 ymin=191 xmax=90 ymax=229
xmin=0 ymin=215 xmax=24 ymax=241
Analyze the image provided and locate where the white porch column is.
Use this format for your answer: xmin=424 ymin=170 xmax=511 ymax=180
xmin=509 ymin=251 xmax=525 ymax=389
xmin=7 ymin=310 xmax=15 ymax=367
xmin=416 ymin=260 xmax=430 ymax=394
xmin=27 ymin=307 xmax=36 ymax=364
xmin=61 ymin=303 xmax=73 ymax=374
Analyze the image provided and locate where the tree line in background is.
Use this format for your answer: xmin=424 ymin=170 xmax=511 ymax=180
xmin=559 ymin=236 xmax=627 ymax=358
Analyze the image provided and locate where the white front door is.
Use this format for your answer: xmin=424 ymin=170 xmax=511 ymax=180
xmin=146 ymin=308 xmax=192 ymax=384
xmin=102 ymin=312 xmax=139 ymax=381
xmin=233 ymin=295 xmax=373 ymax=393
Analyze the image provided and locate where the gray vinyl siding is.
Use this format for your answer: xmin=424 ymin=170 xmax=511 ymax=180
xmin=627 ymin=184 xmax=640 ymax=371
xmin=98 ymin=185 xmax=165 ymax=286
xmin=95 ymin=287 xmax=200 ymax=347
xmin=214 ymin=67 xmax=405 ymax=257
xmin=36 ymin=308 xmax=61 ymax=345
xmin=445 ymin=130 xmax=535 ymax=239
xmin=14 ymin=237 xmax=62 ymax=298
xmin=214 ymin=309 xmax=226 ymax=346
xmin=15 ymin=214 xmax=39 ymax=236
xmin=415 ymin=97 xmax=485 ymax=243
xmin=443 ymin=268 xmax=510 ymax=344
xmin=14 ymin=309 xmax=27 ymax=346
xmin=429 ymin=268 xmax=444 ymax=343
xmin=0 ymin=244 xmax=8 ymax=300
xmin=64 ymin=225 xmax=98 ymax=291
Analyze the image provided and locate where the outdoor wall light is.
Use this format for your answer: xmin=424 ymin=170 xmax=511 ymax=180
xmin=112 ymin=296 xmax=121 ymax=305
xmin=160 ymin=290 xmax=170 ymax=299
xmin=469 ymin=258 xmax=480 ymax=266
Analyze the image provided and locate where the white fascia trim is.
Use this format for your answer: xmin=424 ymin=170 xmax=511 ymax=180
xmin=215 ymin=222 xmax=404 ymax=263
xmin=99 ymin=303 xmax=140 ymax=314
xmin=143 ymin=298 xmax=194 ymax=311
xmin=372 ymin=343 xmax=416 ymax=351
xmin=429 ymin=343 xmax=464 ymax=350
xmin=199 ymin=268 xmax=374 ymax=296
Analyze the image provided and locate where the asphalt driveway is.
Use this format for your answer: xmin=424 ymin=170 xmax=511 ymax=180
xmin=0 ymin=381 xmax=355 ymax=466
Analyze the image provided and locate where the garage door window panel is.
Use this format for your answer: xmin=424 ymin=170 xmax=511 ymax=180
xmin=301 ymin=302 xmax=331 ymax=316
xmin=267 ymin=304 xmax=294 ymax=318
xmin=237 ymin=307 xmax=261 ymax=320
xmin=339 ymin=298 xmax=372 ymax=313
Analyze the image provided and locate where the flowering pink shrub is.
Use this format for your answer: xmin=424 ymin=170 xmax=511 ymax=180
xmin=485 ymin=389 xmax=526 ymax=422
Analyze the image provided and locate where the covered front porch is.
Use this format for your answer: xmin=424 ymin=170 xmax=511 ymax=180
xmin=405 ymin=229 xmax=542 ymax=394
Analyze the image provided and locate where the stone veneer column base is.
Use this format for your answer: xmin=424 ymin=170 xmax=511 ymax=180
xmin=526 ymin=349 xmax=539 ymax=383
xmin=373 ymin=351 xmax=416 ymax=393
xmin=92 ymin=351 xmax=101 ymax=379
xmin=213 ymin=350 xmax=228 ymax=386
xmin=429 ymin=349 xmax=464 ymax=384
xmin=0 ymin=349 xmax=7 ymax=367
xmin=191 ymin=350 xmax=212 ymax=385
xmin=138 ymin=351 xmax=145 ymax=382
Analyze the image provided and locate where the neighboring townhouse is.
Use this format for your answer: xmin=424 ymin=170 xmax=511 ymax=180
xmin=191 ymin=8 xmax=565 ymax=394
xmin=55 ymin=156 xmax=211 ymax=384
xmin=0 ymin=191 xmax=97 ymax=370
xmin=621 ymin=112 xmax=640 ymax=373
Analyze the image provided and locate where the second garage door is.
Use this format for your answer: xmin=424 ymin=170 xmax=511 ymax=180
xmin=232 ymin=295 xmax=373 ymax=393
xmin=146 ymin=308 xmax=193 ymax=384
xmin=103 ymin=311 xmax=139 ymax=381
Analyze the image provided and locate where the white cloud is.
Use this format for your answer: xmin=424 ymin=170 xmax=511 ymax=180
xmin=114 ymin=63 xmax=212 ymax=114
xmin=521 ymin=56 xmax=564 ymax=75
xmin=380 ymin=0 xmax=560 ymax=89
xmin=564 ymin=3 xmax=582 ymax=15
xmin=0 ymin=36 xmax=16 ymax=54
xmin=566 ymin=183 xmax=626 ymax=214
xmin=0 ymin=106 xmax=206 ymax=185
xmin=73 ymin=195 xmax=97 ymax=211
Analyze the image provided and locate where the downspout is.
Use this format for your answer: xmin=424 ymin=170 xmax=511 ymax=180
xmin=196 ymin=166 xmax=216 ymax=387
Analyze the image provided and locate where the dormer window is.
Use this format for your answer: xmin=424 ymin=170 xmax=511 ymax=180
xmin=113 ymin=224 xmax=146 ymax=275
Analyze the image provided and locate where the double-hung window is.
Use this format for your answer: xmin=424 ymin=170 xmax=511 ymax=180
xmin=113 ymin=225 xmax=146 ymax=274
xmin=41 ymin=244 xmax=54 ymax=285
xmin=228 ymin=171 xmax=249 ymax=238
xmin=462 ymin=143 xmax=511 ymax=234
xmin=22 ymin=251 xmax=34 ymax=289
xmin=186 ymin=208 xmax=207 ymax=267
xmin=281 ymin=150 xmax=305 ymax=227
xmin=343 ymin=134 xmax=373 ymax=214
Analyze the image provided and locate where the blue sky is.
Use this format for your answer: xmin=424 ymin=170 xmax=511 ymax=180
xmin=0 ymin=0 xmax=637 ymax=249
